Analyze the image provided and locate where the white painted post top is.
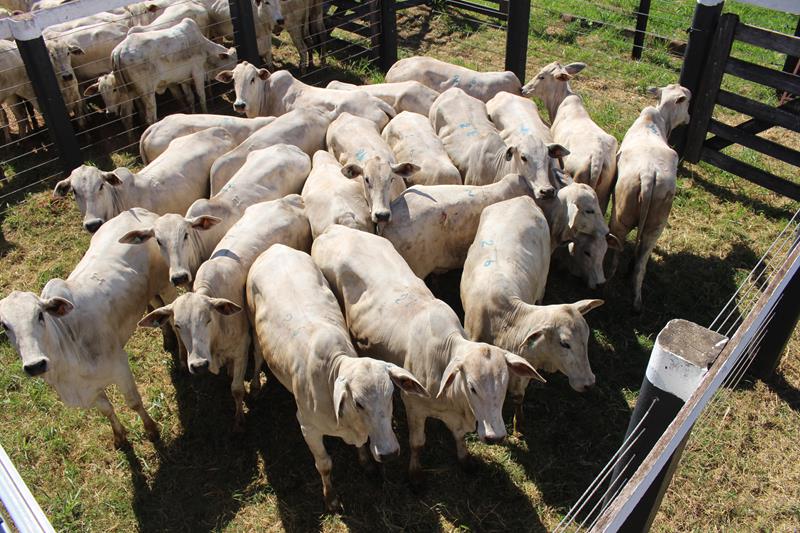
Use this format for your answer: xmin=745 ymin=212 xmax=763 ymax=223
xmin=0 ymin=0 xmax=142 ymax=40
xmin=0 ymin=444 xmax=55 ymax=533
xmin=728 ymin=0 xmax=800 ymax=15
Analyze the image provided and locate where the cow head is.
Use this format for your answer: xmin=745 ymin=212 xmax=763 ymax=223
xmin=560 ymin=183 xmax=606 ymax=236
xmin=139 ymin=293 xmax=241 ymax=375
xmin=437 ymin=343 xmax=544 ymax=444
xmin=334 ymin=358 xmax=427 ymax=461
xmin=517 ymin=300 xmax=603 ymax=393
xmin=648 ymin=84 xmax=692 ymax=134
xmin=54 ymin=165 xmax=133 ymax=233
xmin=119 ymin=213 xmax=222 ymax=287
xmin=45 ymin=39 xmax=82 ymax=84
xmin=504 ymin=137 xmax=569 ymax=200
xmin=341 ymin=157 xmax=419 ymax=235
xmin=565 ymin=230 xmax=622 ymax=290
xmin=0 ymin=291 xmax=74 ymax=379
xmin=255 ymin=0 xmax=284 ymax=33
xmin=216 ymin=61 xmax=268 ymax=118
xmin=206 ymin=45 xmax=238 ymax=80
xmin=521 ymin=62 xmax=586 ymax=117
xmin=84 ymin=73 xmax=125 ymax=117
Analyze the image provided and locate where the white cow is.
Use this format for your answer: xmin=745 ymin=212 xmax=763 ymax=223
xmin=279 ymin=0 xmax=325 ymax=73
xmin=55 ymin=127 xmax=235 ymax=233
xmin=0 ymin=208 xmax=175 ymax=447
xmin=139 ymin=114 xmax=274 ymax=164
xmin=209 ymin=107 xmax=328 ymax=193
xmin=461 ymin=196 xmax=604 ymax=424
xmin=523 ymin=62 xmax=618 ymax=212
xmin=140 ymin=196 xmax=311 ymax=431
xmin=120 ymin=144 xmax=311 ymax=287
xmin=382 ymin=111 xmax=461 ymax=186
xmin=386 ymin=56 xmax=521 ymax=102
xmin=429 ymin=87 xmax=558 ymax=200
xmin=312 ymin=224 xmax=543 ymax=485
xmin=381 ymin=173 xmax=535 ymax=279
xmin=247 ymin=244 xmax=427 ymax=511
xmin=43 ymin=18 xmax=129 ymax=81
xmin=610 ymin=84 xmax=691 ymax=312
xmin=126 ymin=1 xmax=211 ymax=36
xmin=0 ymin=41 xmax=38 ymax=141
xmin=326 ymin=112 xmax=418 ymax=232
xmin=326 ymin=80 xmax=439 ymax=116
xmin=109 ymin=18 xmax=236 ymax=124
xmin=215 ymin=61 xmax=395 ymax=128
xmin=301 ymin=150 xmax=374 ymax=238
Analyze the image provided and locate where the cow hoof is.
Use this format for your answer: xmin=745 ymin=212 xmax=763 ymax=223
xmin=408 ymin=469 xmax=426 ymax=494
xmin=324 ymin=494 xmax=343 ymax=514
xmin=145 ymin=425 xmax=160 ymax=443
xmin=458 ymin=455 xmax=480 ymax=475
xmin=113 ymin=434 xmax=130 ymax=450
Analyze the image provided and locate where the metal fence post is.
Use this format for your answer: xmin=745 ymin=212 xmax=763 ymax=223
xmin=605 ymin=319 xmax=726 ymax=533
xmin=15 ymin=35 xmax=82 ymax=174
xmin=378 ymin=0 xmax=397 ymax=72
xmin=504 ymin=0 xmax=530 ymax=84
xmin=228 ymin=0 xmax=261 ymax=66
xmin=631 ymin=0 xmax=651 ymax=60
xmin=673 ymin=0 xmax=725 ymax=155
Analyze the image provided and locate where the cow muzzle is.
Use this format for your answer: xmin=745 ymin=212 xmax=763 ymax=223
xmin=84 ymin=219 xmax=103 ymax=233
xmin=23 ymin=358 xmax=48 ymax=377
xmin=233 ymin=100 xmax=246 ymax=113
xmin=170 ymin=272 xmax=191 ymax=287
xmin=188 ymin=359 xmax=209 ymax=375
xmin=274 ymin=19 xmax=284 ymax=32
xmin=376 ymin=450 xmax=399 ymax=463
xmin=535 ymin=185 xmax=556 ymax=199
xmin=62 ymin=73 xmax=74 ymax=82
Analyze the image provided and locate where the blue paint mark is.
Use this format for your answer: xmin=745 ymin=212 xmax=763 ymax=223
xmin=467 ymin=78 xmax=477 ymax=89
xmin=647 ymin=123 xmax=661 ymax=136
xmin=467 ymin=189 xmax=476 ymax=197
xmin=519 ymin=125 xmax=530 ymax=135
xmin=484 ymin=259 xmax=496 ymax=267
xmin=451 ymin=74 xmax=461 ymax=86
xmin=394 ymin=293 xmax=409 ymax=304
xmin=355 ymin=148 xmax=367 ymax=162
xmin=480 ymin=239 xmax=494 ymax=247
xmin=458 ymin=122 xmax=471 ymax=129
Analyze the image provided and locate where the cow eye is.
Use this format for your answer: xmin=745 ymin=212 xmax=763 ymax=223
xmin=364 ymin=177 xmax=371 ymax=186
xmin=355 ymin=400 xmax=364 ymax=410
xmin=156 ymin=239 xmax=163 ymax=246
xmin=586 ymin=209 xmax=595 ymax=214
xmin=112 ymin=88 xmax=117 ymax=93
xmin=250 ymin=78 xmax=255 ymax=84
xmin=584 ymin=251 xmax=591 ymax=257
xmin=183 ymin=234 xmax=188 ymax=241
xmin=521 ymin=155 xmax=528 ymax=163
xmin=469 ymin=385 xmax=477 ymax=395
xmin=174 ymin=323 xmax=181 ymax=329
xmin=98 ymin=183 xmax=104 ymax=191
xmin=560 ymin=340 xmax=571 ymax=349
xmin=38 ymin=312 xmax=44 ymax=323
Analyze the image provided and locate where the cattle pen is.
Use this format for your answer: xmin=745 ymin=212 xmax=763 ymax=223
xmin=0 ymin=0 xmax=798 ymax=531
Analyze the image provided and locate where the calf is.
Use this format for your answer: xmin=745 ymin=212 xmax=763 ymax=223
xmin=55 ymin=127 xmax=235 ymax=233
xmin=382 ymin=111 xmax=461 ymax=186
xmin=301 ymin=150 xmax=374 ymax=238
xmin=326 ymin=80 xmax=439 ymax=116
xmin=43 ymin=18 xmax=128 ymax=82
xmin=109 ymin=18 xmax=236 ymax=124
xmin=139 ymin=114 xmax=275 ymax=164
xmin=209 ymin=107 xmax=328 ymax=193
xmin=429 ymin=87 xmax=557 ymax=200
xmin=523 ymin=62 xmax=618 ymax=212
xmin=461 ymin=196 xmax=603 ymax=424
xmin=386 ymin=56 xmax=521 ymax=102
xmin=120 ymin=144 xmax=311 ymax=287
xmin=382 ymin=173 xmax=534 ymax=279
xmin=0 ymin=209 xmax=175 ymax=448
xmin=326 ymin=112 xmax=418 ymax=232
xmin=610 ymin=84 xmax=691 ymax=312
xmin=248 ymin=244 xmax=426 ymax=511
xmin=215 ymin=61 xmax=395 ymax=128
xmin=140 ymin=197 xmax=311 ymax=431
xmin=312 ymin=224 xmax=543 ymax=485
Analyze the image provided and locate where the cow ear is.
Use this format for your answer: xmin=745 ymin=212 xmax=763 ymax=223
xmin=505 ymin=145 xmax=516 ymax=161
xmin=53 ymin=178 xmax=72 ymax=197
xmin=146 ymin=3 xmax=160 ymax=12
xmin=564 ymin=62 xmax=586 ymax=75
xmin=646 ymin=86 xmax=661 ymax=99
xmin=567 ymin=202 xmax=580 ymax=230
xmin=436 ymin=358 xmax=462 ymax=399
xmin=675 ymin=95 xmax=687 ymax=104
xmin=218 ymin=51 xmax=230 ymax=60
xmin=505 ymin=352 xmax=546 ymax=383
xmin=84 ymin=82 xmax=100 ymax=96
xmin=574 ymin=299 xmax=604 ymax=316
xmin=606 ymin=232 xmax=623 ymax=251
xmin=555 ymin=72 xmax=572 ymax=82
xmin=341 ymin=163 xmax=363 ymax=179
xmin=139 ymin=305 xmax=173 ymax=328
xmin=209 ymin=298 xmax=241 ymax=316
xmin=546 ymin=143 xmax=570 ymax=159
xmin=118 ymin=228 xmax=154 ymax=245
xmin=41 ymin=297 xmax=74 ymax=317
xmin=333 ymin=377 xmax=349 ymax=424
xmin=522 ymin=329 xmax=545 ymax=352
xmin=103 ymin=170 xmax=124 ymax=186
xmin=387 ymin=364 xmax=429 ymax=397
xmin=188 ymin=215 xmax=222 ymax=230
xmin=215 ymin=70 xmax=234 ymax=83
xmin=257 ymin=68 xmax=270 ymax=80
xmin=68 ymin=45 xmax=84 ymax=56
xmin=390 ymin=162 xmax=420 ymax=178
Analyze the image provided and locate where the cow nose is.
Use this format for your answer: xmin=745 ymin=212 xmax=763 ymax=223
xmin=537 ymin=186 xmax=556 ymax=199
xmin=233 ymin=101 xmax=246 ymax=112
xmin=376 ymin=450 xmax=399 ymax=463
xmin=189 ymin=360 xmax=209 ymax=375
xmin=374 ymin=211 xmax=390 ymax=223
xmin=23 ymin=359 xmax=48 ymax=376
xmin=275 ymin=17 xmax=284 ymax=26
xmin=84 ymin=219 xmax=103 ymax=233
xmin=482 ymin=434 xmax=505 ymax=445
xmin=171 ymin=273 xmax=190 ymax=286
xmin=62 ymin=73 xmax=73 ymax=81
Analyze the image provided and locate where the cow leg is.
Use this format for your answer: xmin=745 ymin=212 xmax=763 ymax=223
xmin=607 ymin=205 xmax=632 ymax=281
xmin=191 ymin=69 xmax=207 ymax=114
xmin=121 ymin=101 xmax=135 ymax=141
xmin=445 ymin=421 xmax=476 ymax=473
xmin=310 ymin=1 xmax=326 ymax=66
xmin=7 ymin=96 xmax=30 ymax=137
xmin=287 ymin=24 xmax=309 ymax=75
xmin=95 ymin=391 xmax=128 ymax=448
xmin=405 ymin=400 xmax=427 ymax=488
xmin=507 ymin=375 xmax=528 ymax=435
xmin=118 ymin=361 xmax=160 ymax=442
xmin=143 ymin=93 xmax=158 ymax=125
xmin=230 ymin=353 xmax=247 ymax=433
xmin=248 ymin=338 xmax=263 ymax=398
xmin=631 ymin=222 xmax=666 ymax=313
xmin=357 ymin=444 xmax=377 ymax=475
xmin=299 ymin=420 xmax=341 ymax=513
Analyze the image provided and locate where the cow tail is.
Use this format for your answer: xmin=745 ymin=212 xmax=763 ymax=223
xmin=636 ymin=171 xmax=656 ymax=250
xmin=139 ymin=123 xmax=154 ymax=165
xmin=589 ymin=151 xmax=603 ymax=189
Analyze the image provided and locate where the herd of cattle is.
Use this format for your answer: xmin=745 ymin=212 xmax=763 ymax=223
xmin=0 ymin=0 xmax=324 ymax=141
xmin=0 ymin=53 xmax=691 ymax=512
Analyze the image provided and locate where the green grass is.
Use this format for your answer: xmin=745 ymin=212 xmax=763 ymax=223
xmin=1 ymin=1 xmax=799 ymax=531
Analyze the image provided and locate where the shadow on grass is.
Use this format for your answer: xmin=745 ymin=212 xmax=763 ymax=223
xmin=764 ymin=370 xmax=800 ymax=413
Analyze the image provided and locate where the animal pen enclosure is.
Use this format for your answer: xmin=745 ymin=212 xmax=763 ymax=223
xmin=0 ymin=0 xmax=798 ymax=531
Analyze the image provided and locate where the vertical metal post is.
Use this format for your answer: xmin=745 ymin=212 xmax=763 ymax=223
xmin=631 ymin=0 xmax=651 ymax=60
xmin=15 ymin=35 xmax=82 ymax=174
xmin=748 ymin=235 xmax=800 ymax=379
xmin=673 ymin=0 xmax=725 ymax=154
xmin=228 ymin=0 xmax=261 ymax=66
xmin=504 ymin=0 xmax=530 ymax=84
xmin=606 ymin=320 xmax=726 ymax=533
xmin=378 ymin=0 xmax=397 ymax=72
xmin=782 ymin=16 xmax=800 ymax=75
